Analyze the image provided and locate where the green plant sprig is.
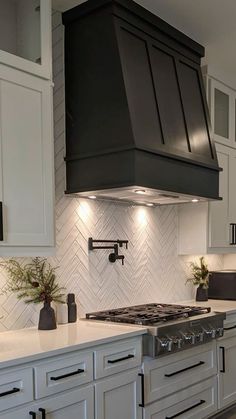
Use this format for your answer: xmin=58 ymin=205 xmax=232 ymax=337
xmin=0 ymin=258 xmax=65 ymax=304
xmin=186 ymin=256 xmax=209 ymax=289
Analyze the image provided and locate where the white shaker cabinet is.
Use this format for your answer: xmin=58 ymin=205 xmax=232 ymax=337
xmin=0 ymin=0 xmax=52 ymax=80
xmin=1 ymin=385 xmax=94 ymax=419
xmin=0 ymin=65 xmax=55 ymax=255
xmin=178 ymin=143 xmax=236 ymax=254
xmin=203 ymin=66 xmax=236 ymax=149
xmin=218 ymin=335 xmax=236 ymax=409
xmin=0 ymin=336 xmax=143 ymax=419
xmin=143 ymin=377 xmax=217 ymax=419
xmin=209 ymin=144 xmax=236 ymax=249
xmin=95 ymin=369 xmax=142 ymax=419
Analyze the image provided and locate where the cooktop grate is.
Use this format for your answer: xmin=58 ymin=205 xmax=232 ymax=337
xmin=86 ymin=303 xmax=211 ymax=325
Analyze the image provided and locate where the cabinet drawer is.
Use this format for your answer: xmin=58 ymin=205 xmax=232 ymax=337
xmin=144 ymin=377 xmax=217 ymax=419
xmin=34 ymin=351 xmax=93 ymax=398
xmin=144 ymin=343 xmax=216 ymax=403
xmin=0 ymin=368 xmax=33 ymax=412
xmin=94 ymin=338 xmax=142 ymax=379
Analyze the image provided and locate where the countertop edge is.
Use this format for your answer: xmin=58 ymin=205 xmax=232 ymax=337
xmin=0 ymin=326 xmax=147 ymax=370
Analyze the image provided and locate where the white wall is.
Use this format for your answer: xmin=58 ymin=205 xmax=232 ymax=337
xmin=0 ymin=12 xmax=224 ymax=331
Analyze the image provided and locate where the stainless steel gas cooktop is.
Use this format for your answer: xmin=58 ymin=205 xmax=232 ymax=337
xmin=86 ymin=303 xmax=211 ymax=325
xmin=86 ymin=303 xmax=226 ymax=358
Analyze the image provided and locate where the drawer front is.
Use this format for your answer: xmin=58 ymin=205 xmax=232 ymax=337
xmin=0 ymin=368 xmax=33 ymax=412
xmin=144 ymin=377 xmax=217 ymax=419
xmin=94 ymin=338 xmax=142 ymax=379
xmin=34 ymin=351 xmax=93 ymax=399
xmin=144 ymin=343 xmax=216 ymax=403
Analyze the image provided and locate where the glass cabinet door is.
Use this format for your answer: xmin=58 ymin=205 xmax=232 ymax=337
xmin=209 ymin=78 xmax=236 ymax=148
xmin=214 ymin=88 xmax=229 ymax=139
xmin=0 ymin=0 xmax=51 ymax=79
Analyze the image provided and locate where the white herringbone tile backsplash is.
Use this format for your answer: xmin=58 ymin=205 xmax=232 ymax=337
xmin=0 ymin=12 xmax=224 ymax=331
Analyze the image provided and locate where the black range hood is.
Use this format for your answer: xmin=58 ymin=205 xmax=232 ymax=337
xmin=62 ymin=0 xmax=221 ymax=205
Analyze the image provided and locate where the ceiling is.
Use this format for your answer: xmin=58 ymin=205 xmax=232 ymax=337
xmin=52 ymin=0 xmax=236 ymax=87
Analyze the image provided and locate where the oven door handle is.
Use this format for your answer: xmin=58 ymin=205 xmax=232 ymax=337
xmin=164 ymin=361 xmax=205 ymax=377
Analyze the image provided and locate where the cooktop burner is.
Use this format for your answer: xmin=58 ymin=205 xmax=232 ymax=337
xmin=86 ymin=303 xmax=211 ymax=325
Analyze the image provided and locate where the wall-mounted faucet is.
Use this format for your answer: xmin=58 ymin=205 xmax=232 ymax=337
xmin=88 ymin=238 xmax=128 ymax=265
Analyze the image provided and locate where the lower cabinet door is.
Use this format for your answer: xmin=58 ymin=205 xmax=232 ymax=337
xmin=1 ymin=385 xmax=94 ymax=419
xmin=143 ymin=377 xmax=217 ymax=419
xmin=218 ymin=337 xmax=236 ymax=409
xmin=95 ymin=369 xmax=142 ymax=419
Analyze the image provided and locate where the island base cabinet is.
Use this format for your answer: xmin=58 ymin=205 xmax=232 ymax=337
xmin=95 ymin=369 xmax=142 ymax=419
xmin=0 ymin=385 xmax=94 ymax=419
xmin=218 ymin=337 xmax=236 ymax=409
xmin=143 ymin=377 xmax=217 ymax=419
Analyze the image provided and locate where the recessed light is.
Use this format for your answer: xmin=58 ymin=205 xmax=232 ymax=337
xmin=135 ymin=189 xmax=146 ymax=195
xmin=146 ymin=203 xmax=154 ymax=207
xmin=88 ymin=195 xmax=97 ymax=200
xmin=192 ymin=199 xmax=199 ymax=203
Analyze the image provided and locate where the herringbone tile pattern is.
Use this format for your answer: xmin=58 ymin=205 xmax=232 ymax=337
xmin=0 ymin=12 xmax=223 ymax=330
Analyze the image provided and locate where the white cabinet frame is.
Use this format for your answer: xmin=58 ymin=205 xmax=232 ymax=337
xmin=0 ymin=0 xmax=52 ymax=80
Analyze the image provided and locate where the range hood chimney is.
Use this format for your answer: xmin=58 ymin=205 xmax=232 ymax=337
xmin=62 ymin=0 xmax=221 ymax=205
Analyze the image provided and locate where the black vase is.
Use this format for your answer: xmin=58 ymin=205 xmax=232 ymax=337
xmin=196 ymin=285 xmax=208 ymax=302
xmin=38 ymin=301 xmax=57 ymax=330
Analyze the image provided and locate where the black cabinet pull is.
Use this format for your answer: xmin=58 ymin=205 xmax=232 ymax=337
xmin=220 ymin=346 xmax=226 ymax=373
xmin=0 ymin=202 xmax=3 ymax=241
xmin=224 ymin=325 xmax=236 ymax=331
xmin=107 ymin=354 xmax=134 ymax=364
xmin=0 ymin=387 xmax=20 ymax=398
xmin=166 ymin=400 xmax=205 ymax=419
xmin=230 ymin=223 xmax=236 ymax=245
xmin=164 ymin=361 xmax=205 ymax=377
xmin=39 ymin=408 xmax=46 ymax=419
xmin=50 ymin=368 xmax=84 ymax=381
xmin=138 ymin=373 xmax=145 ymax=408
xmin=29 ymin=412 xmax=36 ymax=419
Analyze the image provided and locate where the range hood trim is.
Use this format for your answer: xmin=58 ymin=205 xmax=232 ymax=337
xmin=62 ymin=0 xmax=205 ymax=60
xmin=65 ymin=149 xmax=220 ymax=201
xmin=64 ymin=146 xmax=221 ymax=172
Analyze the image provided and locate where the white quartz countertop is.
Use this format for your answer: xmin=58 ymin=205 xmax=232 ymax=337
xmin=182 ymin=299 xmax=236 ymax=315
xmin=0 ymin=320 xmax=147 ymax=369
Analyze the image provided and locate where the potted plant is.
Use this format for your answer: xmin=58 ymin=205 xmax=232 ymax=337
xmin=0 ymin=258 xmax=65 ymax=330
xmin=187 ymin=256 xmax=209 ymax=301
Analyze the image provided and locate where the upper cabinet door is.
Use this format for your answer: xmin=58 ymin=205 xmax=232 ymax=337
xmin=0 ymin=0 xmax=52 ymax=80
xmin=208 ymin=144 xmax=230 ymax=248
xmin=208 ymin=78 xmax=236 ymax=148
xmin=0 ymin=65 xmax=54 ymax=253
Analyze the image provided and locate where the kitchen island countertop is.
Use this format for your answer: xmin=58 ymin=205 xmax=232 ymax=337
xmin=0 ymin=320 xmax=147 ymax=369
xmin=181 ymin=299 xmax=236 ymax=315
